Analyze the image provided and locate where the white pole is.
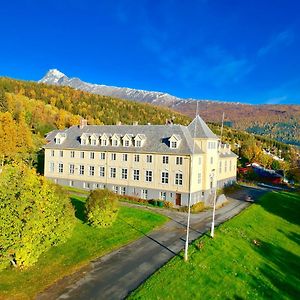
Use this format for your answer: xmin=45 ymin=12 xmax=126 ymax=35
xmin=184 ymin=102 xmax=198 ymax=261
xmin=184 ymin=193 xmax=191 ymax=261
xmin=210 ymin=187 xmax=217 ymax=238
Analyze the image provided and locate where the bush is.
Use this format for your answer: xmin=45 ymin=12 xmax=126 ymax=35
xmin=191 ymin=201 xmax=205 ymax=213
xmin=85 ymin=189 xmax=119 ymax=228
xmin=0 ymin=163 xmax=75 ymax=270
xmin=164 ymin=201 xmax=173 ymax=208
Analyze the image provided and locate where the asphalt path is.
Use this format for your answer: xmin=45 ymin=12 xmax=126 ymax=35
xmin=37 ymin=185 xmax=266 ymax=300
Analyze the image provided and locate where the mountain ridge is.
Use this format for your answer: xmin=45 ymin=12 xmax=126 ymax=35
xmin=39 ymin=69 xmax=300 ymax=146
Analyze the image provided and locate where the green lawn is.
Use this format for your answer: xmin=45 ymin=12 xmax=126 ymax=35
xmin=0 ymin=196 xmax=168 ymax=299
xmin=129 ymin=191 xmax=300 ymax=300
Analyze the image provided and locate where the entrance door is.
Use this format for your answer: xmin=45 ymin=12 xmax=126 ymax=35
xmin=176 ymin=193 xmax=181 ymax=206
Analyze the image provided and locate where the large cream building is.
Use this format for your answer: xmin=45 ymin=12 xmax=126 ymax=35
xmin=44 ymin=115 xmax=237 ymax=206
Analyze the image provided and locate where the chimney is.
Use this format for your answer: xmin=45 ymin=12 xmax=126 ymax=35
xmin=116 ymin=121 xmax=122 ymax=125
xmin=147 ymin=122 xmax=151 ymax=125
xmin=133 ymin=121 xmax=138 ymax=126
xmin=80 ymin=119 xmax=87 ymax=129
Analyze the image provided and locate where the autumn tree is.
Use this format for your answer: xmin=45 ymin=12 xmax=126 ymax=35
xmin=0 ymin=163 xmax=76 ymax=269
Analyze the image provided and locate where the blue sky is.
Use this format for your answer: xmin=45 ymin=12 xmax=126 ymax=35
xmin=0 ymin=0 xmax=299 ymax=104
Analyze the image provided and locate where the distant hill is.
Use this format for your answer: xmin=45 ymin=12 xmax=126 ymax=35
xmin=40 ymin=69 xmax=300 ymax=146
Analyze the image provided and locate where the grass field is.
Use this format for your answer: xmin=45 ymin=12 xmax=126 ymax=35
xmin=0 ymin=196 xmax=168 ymax=299
xmin=129 ymin=191 xmax=300 ymax=300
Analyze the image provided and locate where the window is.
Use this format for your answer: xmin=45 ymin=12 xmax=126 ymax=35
xmin=89 ymin=166 xmax=95 ymax=176
xmin=121 ymin=187 xmax=126 ymax=195
xmin=50 ymin=150 xmax=55 ymax=157
xmin=210 ymin=157 xmax=213 ymax=164
xmin=122 ymin=154 xmax=128 ymax=161
xmin=176 ymin=156 xmax=183 ymax=165
xmin=90 ymin=152 xmax=95 ymax=159
xmin=175 ymin=173 xmax=183 ymax=185
xmin=225 ymin=161 xmax=228 ymax=172
xmin=99 ymin=166 xmax=105 ymax=177
xmin=146 ymin=155 xmax=152 ymax=163
xmin=110 ymin=167 xmax=116 ymax=178
xmin=135 ymin=140 xmax=142 ymax=147
xmin=69 ymin=164 xmax=75 ymax=174
xmin=58 ymin=163 xmax=63 ymax=173
xmin=91 ymin=139 xmax=97 ymax=146
xmin=162 ymin=156 xmax=169 ymax=164
xmin=79 ymin=165 xmax=84 ymax=175
xmin=124 ymin=140 xmax=130 ymax=147
xmin=219 ymin=161 xmax=222 ymax=174
xmin=198 ymin=157 xmax=201 ymax=165
xmin=141 ymin=189 xmax=148 ymax=200
xmin=161 ymin=172 xmax=169 ymax=184
xmin=133 ymin=169 xmax=140 ymax=180
xmin=134 ymin=154 xmax=139 ymax=162
xmin=198 ymin=173 xmax=201 ymax=184
xmin=69 ymin=180 xmax=74 ymax=187
xmin=80 ymin=152 xmax=85 ymax=159
xmin=111 ymin=153 xmax=116 ymax=161
xmin=113 ymin=186 xmax=119 ymax=194
xmin=160 ymin=192 xmax=167 ymax=201
xmin=171 ymin=141 xmax=177 ymax=148
xmin=112 ymin=139 xmax=118 ymax=146
xmin=49 ymin=162 xmax=54 ymax=172
xmin=121 ymin=168 xmax=128 ymax=180
xmin=101 ymin=139 xmax=107 ymax=146
xmin=100 ymin=152 xmax=105 ymax=160
xmin=145 ymin=170 xmax=153 ymax=182
xmin=70 ymin=151 xmax=75 ymax=158
xmin=60 ymin=150 xmax=63 ymax=157
xmin=229 ymin=160 xmax=232 ymax=172
xmin=84 ymin=182 xmax=91 ymax=189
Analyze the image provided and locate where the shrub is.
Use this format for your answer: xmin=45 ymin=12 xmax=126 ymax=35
xmin=0 ymin=163 xmax=75 ymax=270
xmin=191 ymin=201 xmax=205 ymax=213
xmin=164 ymin=201 xmax=173 ymax=208
xmin=85 ymin=189 xmax=119 ymax=228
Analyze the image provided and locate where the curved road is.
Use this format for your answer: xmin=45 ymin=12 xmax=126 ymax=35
xmin=37 ymin=185 xmax=266 ymax=300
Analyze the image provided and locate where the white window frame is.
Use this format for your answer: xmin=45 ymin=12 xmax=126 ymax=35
xmin=90 ymin=152 xmax=95 ymax=159
xmin=145 ymin=170 xmax=152 ymax=182
xmin=123 ymin=154 xmax=128 ymax=161
xmin=58 ymin=163 xmax=63 ymax=173
xmin=146 ymin=155 xmax=152 ymax=163
xmin=121 ymin=168 xmax=128 ymax=180
xmin=111 ymin=153 xmax=116 ymax=161
xmin=89 ymin=165 xmax=95 ymax=176
xmin=133 ymin=169 xmax=140 ymax=181
xmin=100 ymin=152 xmax=105 ymax=160
xmin=161 ymin=172 xmax=169 ymax=184
xmin=69 ymin=164 xmax=75 ymax=174
xmin=176 ymin=156 xmax=183 ymax=165
xmin=160 ymin=191 xmax=167 ymax=201
xmin=70 ymin=150 xmax=75 ymax=158
xmin=49 ymin=162 xmax=54 ymax=172
xmin=162 ymin=156 xmax=169 ymax=164
xmin=79 ymin=165 xmax=84 ymax=175
xmin=99 ymin=166 xmax=105 ymax=177
xmin=141 ymin=189 xmax=148 ymax=200
xmin=175 ymin=173 xmax=183 ymax=185
xmin=110 ymin=167 xmax=116 ymax=178
xmin=134 ymin=154 xmax=140 ymax=162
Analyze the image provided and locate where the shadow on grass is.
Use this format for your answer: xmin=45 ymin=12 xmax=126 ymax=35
xmin=250 ymin=240 xmax=300 ymax=299
xmin=70 ymin=197 xmax=86 ymax=222
xmin=258 ymin=191 xmax=300 ymax=226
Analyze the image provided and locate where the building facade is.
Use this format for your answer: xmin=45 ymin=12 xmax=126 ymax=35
xmin=44 ymin=115 xmax=237 ymax=206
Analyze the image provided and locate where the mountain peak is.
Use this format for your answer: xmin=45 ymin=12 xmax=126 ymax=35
xmin=39 ymin=69 xmax=67 ymax=84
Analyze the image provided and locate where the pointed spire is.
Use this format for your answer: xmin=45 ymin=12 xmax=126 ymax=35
xmin=187 ymin=115 xmax=217 ymax=139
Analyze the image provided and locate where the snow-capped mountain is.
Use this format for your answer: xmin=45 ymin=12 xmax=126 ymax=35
xmin=39 ymin=69 xmax=186 ymax=107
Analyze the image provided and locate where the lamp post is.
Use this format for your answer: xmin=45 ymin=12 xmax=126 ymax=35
xmin=210 ymin=169 xmax=216 ymax=238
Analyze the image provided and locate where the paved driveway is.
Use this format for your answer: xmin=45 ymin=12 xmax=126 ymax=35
xmin=37 ymin=185 xmax=266 ymax=300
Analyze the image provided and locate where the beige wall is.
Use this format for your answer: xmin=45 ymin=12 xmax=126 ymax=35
xmin=45 ymin=148 xmax=190 ymax=193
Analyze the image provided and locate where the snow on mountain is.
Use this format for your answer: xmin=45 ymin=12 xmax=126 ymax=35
xmin=39 ymin=69 xmax=182 ymax=106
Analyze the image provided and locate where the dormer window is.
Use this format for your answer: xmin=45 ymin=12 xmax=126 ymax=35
xmin=169 ymin=134 xmax=181 ymax=149
xmin=80 ymin=133 xmax=89 ymax=146
xmin=112 ymin=139 xmax=118 ymax=146
xmin=123 ymin=134 xmax=133 ymax=147
xmin=134 ymin=134 xmax=146 ymax=147
xmin=92 ymin=139 xmax=97 ymax=146
xmin=124 ymin=140 xmax=130 ymax=147
xmin=100 ymin=133 xmax=109 ymax=146
xmin=90 ymin=134 xmax=99 ymax=146
xmin=111 ymin=134 xmax=121 ymax=147
xmin=55 ymin=132 xmax=67 ymax=144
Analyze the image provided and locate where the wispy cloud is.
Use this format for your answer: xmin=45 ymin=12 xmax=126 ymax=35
xmin=258 ymin=29 xmax=294 ymax=57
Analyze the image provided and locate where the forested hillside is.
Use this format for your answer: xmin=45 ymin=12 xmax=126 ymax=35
xmin=0 ymin=77 xmax=298 ymax=181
